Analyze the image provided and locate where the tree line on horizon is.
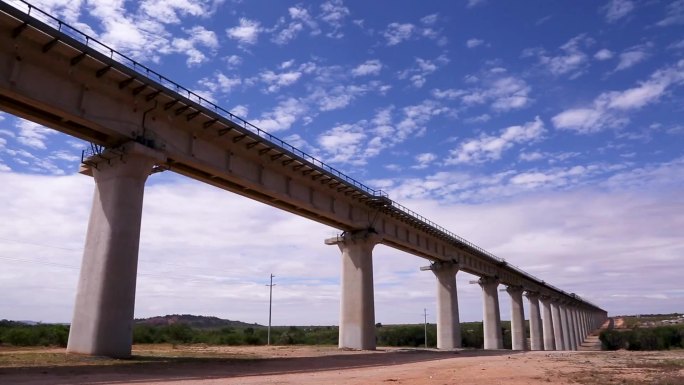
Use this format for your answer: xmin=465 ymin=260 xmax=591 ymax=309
xmin=0 ymin=319 xmax=509 ymax=349
xmin=3 ymin=318 xmax=681 ymax=351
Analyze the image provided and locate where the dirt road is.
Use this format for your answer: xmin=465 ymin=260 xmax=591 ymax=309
xmin=1 ymin=342 xmax=682 ymax=384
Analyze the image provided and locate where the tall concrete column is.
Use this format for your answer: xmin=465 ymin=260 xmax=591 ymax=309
xmin=67 ymin=142 xmax=164 ymax=358
xmin=507 ymin=286 xmax=526 ymax=351
xmin=568 ymin=307 xmax=578 ymax=350
xmin=325 ymin=230 xmax=380 ymax=350
xmin=479 ymin=277 xmax=503 ymax=350
xmin=550 ymin=300 xmax=565 ymax=350
xmin=431 ymin=262 xmax=461 ymax=350
xmin=572 ymin=308 xmax=582 ymax=348
xmin=526 ymin=291 xmax=543 ymax=351
xmin=561 ymin=305 xmax=574 ymax=350
xmin=540 ymin=296 xmax=556 ymax=350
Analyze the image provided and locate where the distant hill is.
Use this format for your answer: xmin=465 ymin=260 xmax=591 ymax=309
xmin=134 ymin=314 xmax=261 ymax=329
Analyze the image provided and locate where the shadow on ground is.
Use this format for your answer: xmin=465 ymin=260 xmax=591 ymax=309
xmin=0 ymin=348 xmax=524 ymax=384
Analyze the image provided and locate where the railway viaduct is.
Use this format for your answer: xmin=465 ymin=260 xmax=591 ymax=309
xmin=0 ymin=0 xmax=607 ymax=357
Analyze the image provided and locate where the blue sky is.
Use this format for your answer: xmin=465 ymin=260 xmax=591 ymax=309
xmin=0 ymin=0 xmax=683 ymax=325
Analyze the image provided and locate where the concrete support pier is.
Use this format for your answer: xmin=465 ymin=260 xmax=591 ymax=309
xmin=551 ymin=300 xmax=565 ymax=350
xmin=67 ymin=142 xmax=164 ymax=358
xmin=561 ymin=305 xmax=574 ymax=350
xmin=325 ymin=230 xmax=380 ymax=350
xmin=431 ymin=262 xmax=461 ymax=349
xmin=540 ymin=296 xmax=556 ymax=350
xmin=526 ymin=291 xmax=543 ymax=350
xmin=479 ymin=277 xmax=503 ymax=350
xmin=572 ymin=308 xmax=582 ymax=348
xmin=507 ymin=286 xmax=527 ymax=351
xmin=569 ymin=307 xmax=578 ymax=350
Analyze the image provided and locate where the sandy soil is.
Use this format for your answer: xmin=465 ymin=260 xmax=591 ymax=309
xmin=1 ymin=338 xmax=683 ymax=385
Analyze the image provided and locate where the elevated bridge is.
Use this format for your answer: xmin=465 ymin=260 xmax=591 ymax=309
xmin=0 ymin=0 xmax=606 ymax=357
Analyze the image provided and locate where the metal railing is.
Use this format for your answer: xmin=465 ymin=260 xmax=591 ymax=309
xmin=2 ymin=0 xmax=601 ymax=309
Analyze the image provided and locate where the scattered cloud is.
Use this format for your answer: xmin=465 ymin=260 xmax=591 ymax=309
xmin=412 ymin=153 xmax=437 ymax=169
xmin=317 ymin=101 xmax=448 ymax=165
xmin=398 ymin=56 xmax=449 ymax=88
xmin=351 ymin=59 xmax=383 ymax=77
xmin=197 ymin=72 xmax=242 ymax=94
xmin=162 ymin=25 xmax=218 ymax=66
xmin=434 ymin=73 xmax=533 ymax=112
xmin=251 ymin=98 xmax=309 ymax=132
xmin=466 ymin=38 xmax=484 ymax=48
xmin=384 ymin=22 xmax=415 ymax=46
xmin=445 ymin=117 xmax=546 ymax=164
xmin=523 ymin=34 xmax=594 ymax=78
xmin=319 ymin=0 xmax=350 ymax=38
xmin=656 ymin=0 xmax=684 ymax=27
xmin=601 ymin=0 xmax=635 ymax=23
xmin=16 ymin=120 xmax=55 ymax=150
xmin=466 ymin=0 xmax=487 ymax=8
xmin=226 ymin=17 xmax=262 ymax=46
xmin=615 ymin=44 xmax=651 ymax=72
xmin=259 ymin=70 xmax=303 ymax=93
xmin=594 ymin=49 xmax=614 ymax=61
xmin=552 ymin=61 xmax=684 ymax=133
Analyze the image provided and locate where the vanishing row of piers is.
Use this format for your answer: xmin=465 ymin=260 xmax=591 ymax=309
xmin=66 ymin=144 xmax=606 ymax=357
xmin=328 ymin=230 xmax=607 ymax=351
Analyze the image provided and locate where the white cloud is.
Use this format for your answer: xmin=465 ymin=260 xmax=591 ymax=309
xmin=317 ymin=124 xmax=367 ymax=164
xmin=594 ymin=48 xmax=614 ymax=61
xmin=230 ymin=105 xmax=249 ymax=118
xmin=351 ymin=59 xmax=383 ymax=77
xmin=224 ymin=55 xmax=242 ymax=67
xmin=657 ymin=0 xmax=684 ymax=27
xmin=226 ymin=18 xmax=262 ymax=46
xmin=615 ymin=45 xmax=650 ymax=71
xmin=466 ymin=38 xmax=484 ymax=48
xmin=445 ymin=116 xmax=546 ymax=164
xmin=290 ymin=6 xmax=321 ymax=35
xmin=272 ymin=21 xmax=303 ymax=45
xmin=251 ymin=98 xmax=308 ymax=132
xmin=519 ymin=151 xmax=544 ymax=162
xmin=420 ymin=14 xmax=438 ymax=25
xmin=601 ymin=0 xmax=635 ymax=23
xmin=525 ymin=34 xmax=593 ymax=78
xmin=398 ymin=56 xmax=448 ymax=88
xmin=259 ymin=70 xmax=303 ymax=93
xmin=460 ymin=76 xmax=533 ymax=112
xmin=553 ymin=61 xmax=684 ymax=133
xmin=384 ymin=23 xmax=415 ymax=46
xmin=16 ymin=120 xmax=55 ymax=150
xmin=466 ymin=0 xmax=486 ymax=8
xmin=316 ymin=101 xmax=447 ymax=165
xmin=163 ymin=25 xmax=218 ymax=67
xmin=412 ymin=153 xmax=437 ymax=169
xmin=198 ymin=72 xmax=242 ymax=94
xmin=319 ymin=0 xmax=350 ymax=38
xmin=139 ymin=0 xmax=206 ymax=24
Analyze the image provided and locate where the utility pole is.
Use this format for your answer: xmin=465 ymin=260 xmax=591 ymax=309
xmin=266 ymin=274 xmax=275 ymax=345
xmin=424 ymin=308 xmax=428 ymax=349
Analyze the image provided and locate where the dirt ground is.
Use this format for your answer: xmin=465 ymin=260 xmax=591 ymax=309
xmin=1 ymin=338 xmax=683 ymax=385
